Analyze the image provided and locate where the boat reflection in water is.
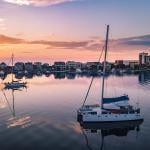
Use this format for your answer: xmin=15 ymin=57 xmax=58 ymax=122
xmin=1 ymin=88 xmax=31 ymax=128
xmin=78 ymin=119 xmax=143 ymax=150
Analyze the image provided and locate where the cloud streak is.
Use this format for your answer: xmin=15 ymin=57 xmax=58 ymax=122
xmin=29 ymin=40 xmax=90 ymax=49
xmin=0 ymin=35 xmax=25 ymax=44
xmin=115 ymin=34 xmax=150 ymax=46
xmin=0 ymin=34 xmax=150 ymax=51
xmin=0 ymin=34 xmax=90 ymax=49
xmin=3 ymin=0 xmax=77 ymax=6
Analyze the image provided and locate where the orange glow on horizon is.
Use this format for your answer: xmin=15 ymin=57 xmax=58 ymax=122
xmin=0 ymin=43 xmax=141 ymax=63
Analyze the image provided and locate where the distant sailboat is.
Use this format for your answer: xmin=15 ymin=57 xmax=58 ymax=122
xmin=77 ymin=25 xmax=143 ymax=123
xmin=4 ymin=54 xmax=27 ymax=89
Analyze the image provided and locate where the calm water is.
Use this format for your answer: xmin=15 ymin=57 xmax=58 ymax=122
xmin=0 ymin=72 xmax=150 ymax=150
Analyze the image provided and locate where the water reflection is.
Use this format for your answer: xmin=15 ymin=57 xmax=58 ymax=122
xmin=54 ymin=73 xmax=66 ymax=79
xmin=79 ymin=121 xmax=143 ymax=150
xmin=0 ymin=71 xmax=108 ymax=81
xmin=1 ymin=89 xmax=31 ymax=128
xmin=0 ymin=100 xmax=7 ymax=109
xmin=138 ymin=72 xmax=150 ymax=84
xmin=0 ymin=73 xmax=149 ymax=149
xmin=2 ymin=71 xmax=150 ymax=84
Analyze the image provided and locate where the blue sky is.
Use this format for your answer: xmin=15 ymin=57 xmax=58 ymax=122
xmin=1 ymin=0 xmax=150 ymax=39
xmin=0 ymin=0 xmax=150 ymax=61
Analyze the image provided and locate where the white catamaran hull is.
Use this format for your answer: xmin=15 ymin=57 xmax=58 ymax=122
xmin=82 ymin=113 xmax=143 ymax=123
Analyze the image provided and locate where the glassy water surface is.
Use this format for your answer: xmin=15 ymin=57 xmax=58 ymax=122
xmin=0 ymin=72 xmax=150 ymax=150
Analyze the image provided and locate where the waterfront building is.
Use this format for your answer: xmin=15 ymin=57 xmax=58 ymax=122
xmin=14 ymin=62 xmax=24 ymax=72
xmin=34 ymin=62 xmax=43 ymax=71
xmin=106 ymin=63 xmax=112 ymax=71
xmin=24 ymin=62 xmax=34 ymax=73
xmin=86 ymin=62 xmax=101 ymax=70
xmin=129 ymin=61 xmax=139 ymax=70
xmin=0 ymin=62 xmax=7 ymax=70
xmin=101 ymin=61 xmax=112 ymax=72
xmin=53 ymin=62 xmax=66 ymax=71
xmin=42 ymin=63 xmax=51 ymax=73
xmin=115 ymin=60 xmax=139 ymax=69
xmin=115 ymin=60 xmax=123 ymax=65
xmin=123 ymin=60 xmax=130 ymax=66
xmin=66 ymin=61 xmax=82 ymax=72
xmin=42 ymin=63 xmax=49 ymax=68
xmin=115 ymin=60 xmax=125 ymax=68
xmin=145 ymin=55 xmax=150 ymax=65
xmin=139 ymin=52 xmax=150 ymax=65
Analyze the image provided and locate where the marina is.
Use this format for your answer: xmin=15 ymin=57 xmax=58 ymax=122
xmin=0 ymin=72 xmax=149 ymax=149
xmin=0 ymin=0 xmax=149 ymax=149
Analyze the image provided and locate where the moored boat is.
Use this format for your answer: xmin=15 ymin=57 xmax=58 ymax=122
xmin=4 ymin=54 xmax=27 ymax=89
xmin=77 ymin=25 xmax=144 ymax=123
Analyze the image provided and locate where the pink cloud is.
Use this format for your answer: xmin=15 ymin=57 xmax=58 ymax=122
xmin=0 ymin=34 xmax=149 ymax=52
xmin=3 ymin=0 xmax=77 ymax=6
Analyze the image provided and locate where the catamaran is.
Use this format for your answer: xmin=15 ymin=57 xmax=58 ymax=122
xmin=4 ymin=54 xmax=27 ymax=89
xmin=77 ymin=25 xmax=143 ymax=123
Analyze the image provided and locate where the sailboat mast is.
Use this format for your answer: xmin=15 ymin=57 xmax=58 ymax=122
xmin=101 ymin=25 xmax=109 ymax=109
xmin=11 ymin=53 xmax=14 ymax=82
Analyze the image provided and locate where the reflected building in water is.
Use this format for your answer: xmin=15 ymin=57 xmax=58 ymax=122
xmin=53 ymin=72 xmax=76 ymax=79
xmin=138 ymin=72 xmax=150 ymax=84
xmin=66 ymin=73 xmax=76 ymax=79
xmin=53 ymin=73 xmax=66 ymax=79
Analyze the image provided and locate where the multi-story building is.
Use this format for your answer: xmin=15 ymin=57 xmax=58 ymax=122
xmin=14 ymin=62 xmax=24 ymax=72
xmin=0 ymin=62 xmax=7 ymax=70
xmin=24 ymin=62 xmax=33 ymax=73
xmin=129 ymin=61 xmax=139 ymax=69
xmin=115 ymin=60 xmax=123 ymax=66
xmin=53 ymin=62 xmax=66 ymax=71
xmin=86 ymin=62 xmax=101 ymax=70
xmin=66 ymin=61 xmax=82 ymax=71
xmin=139 ymin=52 xmax=150 ymax=65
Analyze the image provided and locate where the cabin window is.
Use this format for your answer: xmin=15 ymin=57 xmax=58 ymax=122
xmin=121 ymin=111 xmax=128 ymax=114
xmin=129 ymin=110 xmax=134 ymax=114
xmin=90 ymin=112 xmax=97 ymax=115
xmin=102 ymin=111 xmax=108 ymax=114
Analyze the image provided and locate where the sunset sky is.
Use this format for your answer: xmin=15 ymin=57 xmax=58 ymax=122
xmin=0 ymin=0 xmax=150 ymax=63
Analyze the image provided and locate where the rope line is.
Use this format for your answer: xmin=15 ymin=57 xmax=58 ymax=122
xmin=82 ymin=45 xmax=105 ymax=106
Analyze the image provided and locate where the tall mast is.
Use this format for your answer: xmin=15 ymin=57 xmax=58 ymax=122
xmin=11 ymin=53 xmax=14 ymax=82
xmin=101 ymin=25 xmax=109 ymax=109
